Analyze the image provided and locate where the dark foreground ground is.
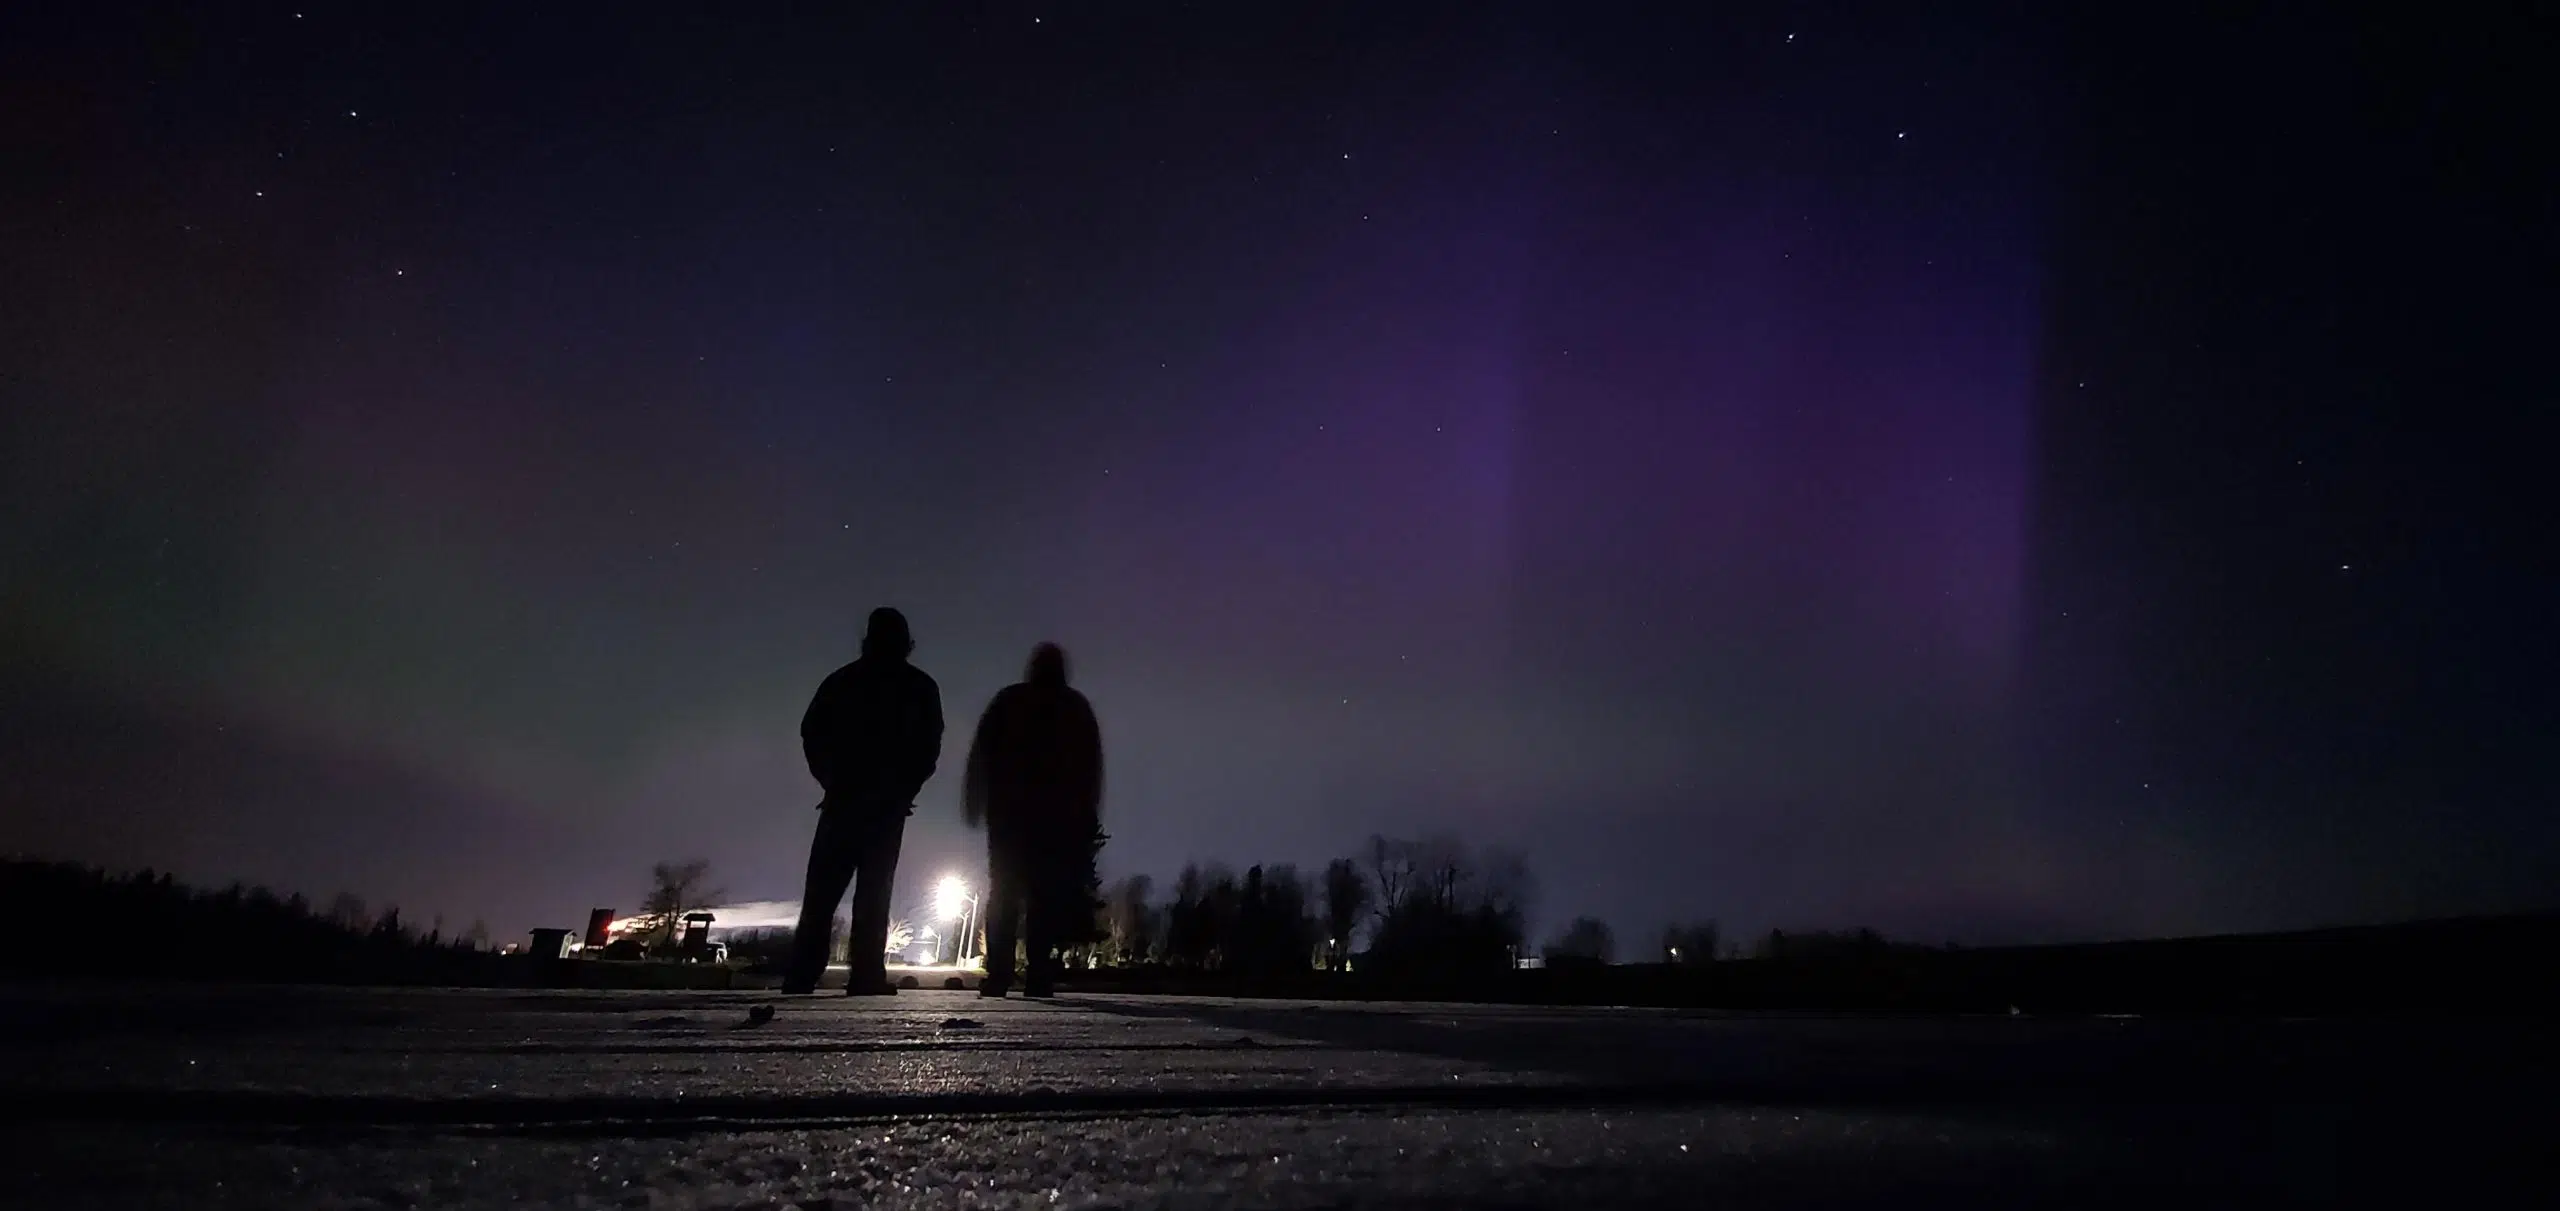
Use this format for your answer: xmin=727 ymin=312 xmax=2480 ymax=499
xmin=0 ymin=984 xmax=2549 ymax=1209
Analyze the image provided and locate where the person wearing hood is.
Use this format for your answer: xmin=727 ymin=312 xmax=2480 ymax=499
xmin=785 ymin=607 xmax=945 ymax=995
xmin=963 ymin=642 xmax=1104 ymax=998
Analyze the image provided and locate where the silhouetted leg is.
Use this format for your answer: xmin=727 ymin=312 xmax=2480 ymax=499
xmin=1021 ymin=899 xmax=1055 ymax=996
xmin=843 ymin=809 xmax=907 ymax=991
xmin=981 ymin=840 xmax=1024 ymax=993
xmin=786 ymin=808 xmax=862 ymax=992
xmin=1023 ymin=857 xmax=1067 ymax=996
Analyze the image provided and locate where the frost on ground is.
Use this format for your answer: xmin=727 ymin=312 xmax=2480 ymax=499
xmin=2 ymin=985 xmax=2531 ymax=1207
xmin=10 ymin=1106 xmax=2107 ymax=1211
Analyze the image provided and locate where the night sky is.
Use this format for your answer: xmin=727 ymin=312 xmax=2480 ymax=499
xmin=5 ymin=4 xmax=2551 ymax=947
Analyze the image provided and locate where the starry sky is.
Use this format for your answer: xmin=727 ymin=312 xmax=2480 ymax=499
xmin=4 ymin=4 xmax=2551 ymax=947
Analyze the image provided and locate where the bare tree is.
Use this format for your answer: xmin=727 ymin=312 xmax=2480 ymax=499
xmin=1196 ymin=863 xmax=1241 ymax=968
xmin=1106 ymin=874 xmax=1155 ymax=965
xmin=1356 ymin=835 xmax=1535 ymax=976
xmin=1547 ymin=916 xmax=1615 ymax=964
xmin=637 ymin=858 xmax=723 ymax=945
xmin=1412 ymin=833 xmax=1468 ymax=912
xmin=1366 ymin=835 xmax=1412 ymax=917
xmin=325 ymin=892 xmax=370 ymax=933
xmin=1321 ymin=858 xmax=1368 ymax=969
xmin=1661 ymin=920 xmax=1720 ymax=965
xmin=1475 ymin=846 xmax=1537 ymax=920
xmin=1251 ymin=864 xmax=1317 ymax=971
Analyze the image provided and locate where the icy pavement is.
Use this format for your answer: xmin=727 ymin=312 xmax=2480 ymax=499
xmin=1 ymin=984 xmax=2547 ymax=1207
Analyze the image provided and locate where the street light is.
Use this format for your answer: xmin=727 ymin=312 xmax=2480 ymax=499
xmin=933 ymin=874 xmax=979 ymax=967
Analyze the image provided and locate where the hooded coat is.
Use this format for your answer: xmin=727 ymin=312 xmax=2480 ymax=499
xmin=962 ymin=644 xmax=1103 ymax=854
xmin=800 ymin=608 xmax=943 ymax=810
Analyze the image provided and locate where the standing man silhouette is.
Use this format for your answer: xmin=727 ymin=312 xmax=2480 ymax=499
xmin=964 ymin=642 xmax=1104 ymax=998
xmin=786 ymin=607 xmax=944 ymax=995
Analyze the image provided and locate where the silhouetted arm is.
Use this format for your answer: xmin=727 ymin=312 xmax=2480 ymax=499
xmin=961 ymin=692 xmax=1007 ymax=831
xmin=1070 ymin=692 xmax=1105 ymax=823
xmin=798 ymin=676 xmax=837 ymax=795
xmin=906 ymin=675 xmax=945 ymax=802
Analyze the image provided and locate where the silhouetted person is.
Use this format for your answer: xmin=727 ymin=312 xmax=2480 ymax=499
xmin=964 ymin=642 xmax=1104 ymax=998
xmin=786 ymin=607 xmax=944 ymax=995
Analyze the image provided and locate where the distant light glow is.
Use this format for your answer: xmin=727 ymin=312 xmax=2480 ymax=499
xmin=934 ymin=874 xmax=971 ymax=921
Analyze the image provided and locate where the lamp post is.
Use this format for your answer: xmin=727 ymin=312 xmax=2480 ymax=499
xmin=934 ymin=874 xmax=979 ymax=967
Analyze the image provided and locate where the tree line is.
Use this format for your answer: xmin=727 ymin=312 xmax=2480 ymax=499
xmin=0 ymin=858 xmax=502 ymax=983
xmin=1043 ymin=836 xmax=1922 ymax=977
xmin=1063 ymin=834 xmax=1575 ymax=978
xmin=0 ymin=849 xmax=1902 ymax=988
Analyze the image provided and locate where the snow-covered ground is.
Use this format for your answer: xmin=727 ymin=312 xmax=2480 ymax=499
xmin=2 ymin=985 xmax=2544 ymax=1207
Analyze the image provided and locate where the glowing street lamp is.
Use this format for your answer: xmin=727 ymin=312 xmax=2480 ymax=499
xmin=933 ymin=874 xmax=979 ymax=966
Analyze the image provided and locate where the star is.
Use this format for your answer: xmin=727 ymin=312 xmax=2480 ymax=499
xmin=1785 ymin=33 xmax=1795 ymax=43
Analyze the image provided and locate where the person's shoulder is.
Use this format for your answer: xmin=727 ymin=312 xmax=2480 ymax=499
xmin=902 ymin=663 xmax=941 ymax=694
xmin=813 ymin=662 xmax=860 ymax=693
